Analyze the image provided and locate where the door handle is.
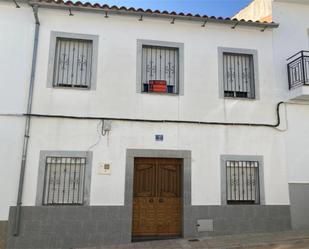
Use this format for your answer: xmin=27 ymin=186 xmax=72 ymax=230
xmin=159 ymin=198 xmax=164 ymax=203
xmin=149 ymin=198 xmax=154 ymax=203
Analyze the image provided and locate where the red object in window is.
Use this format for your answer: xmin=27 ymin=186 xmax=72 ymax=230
xmin=149 ymin=80 xmax=167 ymax=92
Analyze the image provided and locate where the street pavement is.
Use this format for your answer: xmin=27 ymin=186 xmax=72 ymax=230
xmin=77 ymin=230 xmax=309 ymax=249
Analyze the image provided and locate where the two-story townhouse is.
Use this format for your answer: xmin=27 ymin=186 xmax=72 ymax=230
xmin=0 ymin=0 xmax=297 ymax=248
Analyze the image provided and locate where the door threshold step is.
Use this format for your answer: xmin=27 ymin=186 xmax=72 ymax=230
xmin=132 ymin=236 xmax=181 ymax=242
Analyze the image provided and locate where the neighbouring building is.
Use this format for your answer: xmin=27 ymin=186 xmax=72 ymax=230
xmin=0 ymin=0 xmax=308 ymax=248
xmin=234 ymin=0 xmax=272 ymax=22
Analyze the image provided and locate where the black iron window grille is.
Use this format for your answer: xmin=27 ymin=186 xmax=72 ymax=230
xmin=53 ymin=37 xmax=93 ymax=88
xmin=226 ymin=160 xmax=260 ymax=204
xmin=287 ymin=51 xmax=309 ymax=89
xmin=43 ymin=156 xmax=86 ymax=205
xmin=141 ymin=45 xmax=179 ymax=94
xmin=223 ymin=53 xmax=255 ymax=99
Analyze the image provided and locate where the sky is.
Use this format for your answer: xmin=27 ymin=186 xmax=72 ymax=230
xmin=87 ymin=0 xmax=253 ymax=18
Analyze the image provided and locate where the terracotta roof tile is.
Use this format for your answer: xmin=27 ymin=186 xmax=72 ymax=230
xmin=37 ymin=0 xmax=278 ymax=27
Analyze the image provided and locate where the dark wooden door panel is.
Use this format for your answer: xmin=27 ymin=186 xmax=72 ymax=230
xmin=132 ymin=197 xmax=157 ymax=236
xmin=158 ymin=160 xmax=181 ymax=198
xmin=156 ymin=197 xmax=181 ymax=236
xmin=132 ymin=158 xmax=182 ymax=237
xmin=134 ymin=159 xmax=156 ymax=197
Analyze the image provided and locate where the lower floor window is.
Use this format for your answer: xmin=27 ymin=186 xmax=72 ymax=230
xmin=226 ymin=160 xmax=260 ymax=204
xmin=43 ymin=156 xmax=86 ymax=205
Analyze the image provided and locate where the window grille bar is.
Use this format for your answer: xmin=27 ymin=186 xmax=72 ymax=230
xmin=57 ymin=158 xmax=62 ymax=204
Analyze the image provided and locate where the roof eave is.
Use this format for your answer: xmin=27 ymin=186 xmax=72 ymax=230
xmin=28 ymin=1 xmax=279 ymax=29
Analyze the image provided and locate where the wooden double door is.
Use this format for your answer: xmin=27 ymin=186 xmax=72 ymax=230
xmin=132 ymin=158 xmax=182 ymax=238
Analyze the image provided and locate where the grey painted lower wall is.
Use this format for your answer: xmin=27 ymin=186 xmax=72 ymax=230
xmin=6 ymin=205 xmax=291 ymax=249
xmin=6 ymin=149 xmax=291 ymax=248
xmin=7 ymin=206 xmax=131 ymax=249
xmin=188 ymin=205 xmax=291 ymax=237
xmin=289 ymin=183 xmax=309 ymax=230
xmin=0 ymin=221 xmax=7 ymax=249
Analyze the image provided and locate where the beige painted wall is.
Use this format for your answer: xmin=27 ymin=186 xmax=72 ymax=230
xmin=234 ymin=0 xmax=272 ymax=21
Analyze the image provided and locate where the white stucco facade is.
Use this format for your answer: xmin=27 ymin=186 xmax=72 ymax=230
xmin=272 ymin=1 xmax=309 ymax=183
xmin=0 ymin=1 xmax=307 ymax=236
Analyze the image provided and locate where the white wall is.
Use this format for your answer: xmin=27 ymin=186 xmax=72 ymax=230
xmin=0 ymin=2 xmax=35 ymax=220
xmin=22 ymin=118 xmax=289 ymax=207
xmin=272 ymin=1 xmax=309 ymax=183
xmin=0 ymin=2 xmax=290 ymax=220
xmin=32 ymin=8 xmax=281 ymax=123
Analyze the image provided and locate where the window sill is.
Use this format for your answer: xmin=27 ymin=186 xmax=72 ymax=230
xmin=224 ymin=203 xmax=261 ymax=206
xmin=223 ymin=97 xmax=257 ymax=101
xmin=141 ymin=91 xmax=179 ymax=96
xmin=52 ymin=86 xmax=91 ymax=91
xmin=42 ymin=203 xmax=84 ymax=206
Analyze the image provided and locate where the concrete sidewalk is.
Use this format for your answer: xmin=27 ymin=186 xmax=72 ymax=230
xmin=77 ymin=230 xmax=309 ymax=249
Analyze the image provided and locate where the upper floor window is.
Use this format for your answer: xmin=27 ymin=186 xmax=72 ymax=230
xmin=142 ymin=45 xmax=179 ymax=94
xmin=47 ymin=32 xmax=99 ymax=90
xmin=137 ymin=40 xmax=184 ymax=95
xmin=223 ymin=53 xmax=255 ymax=99
xmin=218 ymin=47 xmax=259 ymax=100
xmin=53 ymin=38 xmax=93 ymax=88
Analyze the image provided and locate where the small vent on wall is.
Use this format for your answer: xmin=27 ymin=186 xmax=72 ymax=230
xmin=197 ymin=219 xmax=214 ymax=232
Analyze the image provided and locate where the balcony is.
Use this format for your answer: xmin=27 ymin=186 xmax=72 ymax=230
xmin=287 ymin=51 xmax=309 ymax=100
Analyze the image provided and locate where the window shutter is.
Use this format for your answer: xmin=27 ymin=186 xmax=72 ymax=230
xmin=53 ymin=38 xmax=93 ymax=88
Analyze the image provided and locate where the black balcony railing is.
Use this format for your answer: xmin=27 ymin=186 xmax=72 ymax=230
xmin=287 ymin=51 xmax=309 ymax=89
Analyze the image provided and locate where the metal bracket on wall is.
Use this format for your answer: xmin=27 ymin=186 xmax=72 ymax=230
xmin=12 ymin=0 xmax=20 ymax=8
xmin=201 ymin=19 xmax=208 ymax=27
xmin=68 ymin=8 xmax=74 ymax=16
xmin=261 ymin=25 xmax=267 ymax=32
xmin=231 ymin=22 xmax=239 ymax=29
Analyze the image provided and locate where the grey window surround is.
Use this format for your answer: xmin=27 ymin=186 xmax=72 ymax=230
xmin=47 ymin=31 xmax=99 ymax=90
xmin=136 ymin=39 xmax=184 ymax=95
xmin=36 ymin=150 xmax=93 ymax=206
xmin=218 ymin=47 xmax=260 ymax=100
xmin=220 ymin=155 xmax=265 ymax=205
